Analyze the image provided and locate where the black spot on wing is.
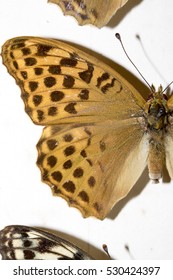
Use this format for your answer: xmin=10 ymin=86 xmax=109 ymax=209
xmin=36 ymin=44 xmax=53 ymax=56
xmin=79 ymin=64 xmax=94 ymax=84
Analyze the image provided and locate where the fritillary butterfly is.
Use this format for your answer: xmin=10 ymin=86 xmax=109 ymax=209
xmin=2 ymin=36 xmax=173 ymax=220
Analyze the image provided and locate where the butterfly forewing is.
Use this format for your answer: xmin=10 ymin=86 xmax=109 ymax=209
xmin=2 ymin=37 xmax=145 ymax=126
xmin=48 ymin=0 xmax=129 ymax=28
xmin=0 ymin=225 xmax=93 ymax=260
xmin=2 ymin=36 xmax=148 ymax=219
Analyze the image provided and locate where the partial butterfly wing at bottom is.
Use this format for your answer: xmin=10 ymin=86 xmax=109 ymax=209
xmin=0 ymin=225 xmax=93 ymax=260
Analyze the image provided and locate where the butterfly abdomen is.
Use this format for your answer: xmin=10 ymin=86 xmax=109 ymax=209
xmin=147 ymin=134 xmax=165 ymax=182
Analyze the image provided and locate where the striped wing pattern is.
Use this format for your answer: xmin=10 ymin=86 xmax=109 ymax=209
xmin=0 ymin=225 xmax=92 ymax=260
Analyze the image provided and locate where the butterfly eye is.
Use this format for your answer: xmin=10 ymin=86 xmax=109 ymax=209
xmin=157 ymin=107 xmax=165 ymax=118
xmin=149 ymin=103 xmax=166 ymax=118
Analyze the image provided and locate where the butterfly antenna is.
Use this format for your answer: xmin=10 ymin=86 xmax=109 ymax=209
xmin=136 ymin=34 xmax=168 ymax=85
xmin=125 ymin=244 xmax=134 ymax=259
xmin=102 ymin=244 xmax=111 ymax=259
xmin=115 ymin=33 xmax=153 ymax=91
xmin=162 ymin=81 xmax=173 ymax=94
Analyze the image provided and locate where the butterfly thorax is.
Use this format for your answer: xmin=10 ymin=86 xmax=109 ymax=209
xmin=144 ymin=88 xmax=169 ymax=131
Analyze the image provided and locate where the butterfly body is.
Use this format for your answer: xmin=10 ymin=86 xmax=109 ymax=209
xmin=0 ymin=225 xmax=93 ymax=260
xmin=142 ymin=87 xmax=172 ymax=181
xmin=2 ymin=36 xmax=173 ymax=219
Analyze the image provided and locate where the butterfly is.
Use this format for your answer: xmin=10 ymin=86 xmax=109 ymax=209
xmin=2 ymin=36 xmax=173 ymax=220
xmin=0 ymin=225 xmax=93 ymax=260
xmin=48 ymin=0 xmax=128 ymax=28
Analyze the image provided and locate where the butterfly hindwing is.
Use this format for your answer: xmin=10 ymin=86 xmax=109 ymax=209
xmin=0 ymin=225 xmax=93 ymax=260
xmin=48 ymin=0 xmax=129 ymax=28
xmin=37 ymin=120 xmax=148 ymax=219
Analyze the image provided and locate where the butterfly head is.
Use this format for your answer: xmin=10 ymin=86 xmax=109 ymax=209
xmin=144 ymin=85 xmax=169 ymax=130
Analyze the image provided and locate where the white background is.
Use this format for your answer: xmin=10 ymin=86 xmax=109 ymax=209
xmin=0 ymin=0 xmax=173 ymax=260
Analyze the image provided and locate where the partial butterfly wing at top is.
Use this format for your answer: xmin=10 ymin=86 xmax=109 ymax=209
xmin=48 ymin=0 xmax=129 ymax=28
xmin=2 ymin=36 xmax=173 ymax=219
